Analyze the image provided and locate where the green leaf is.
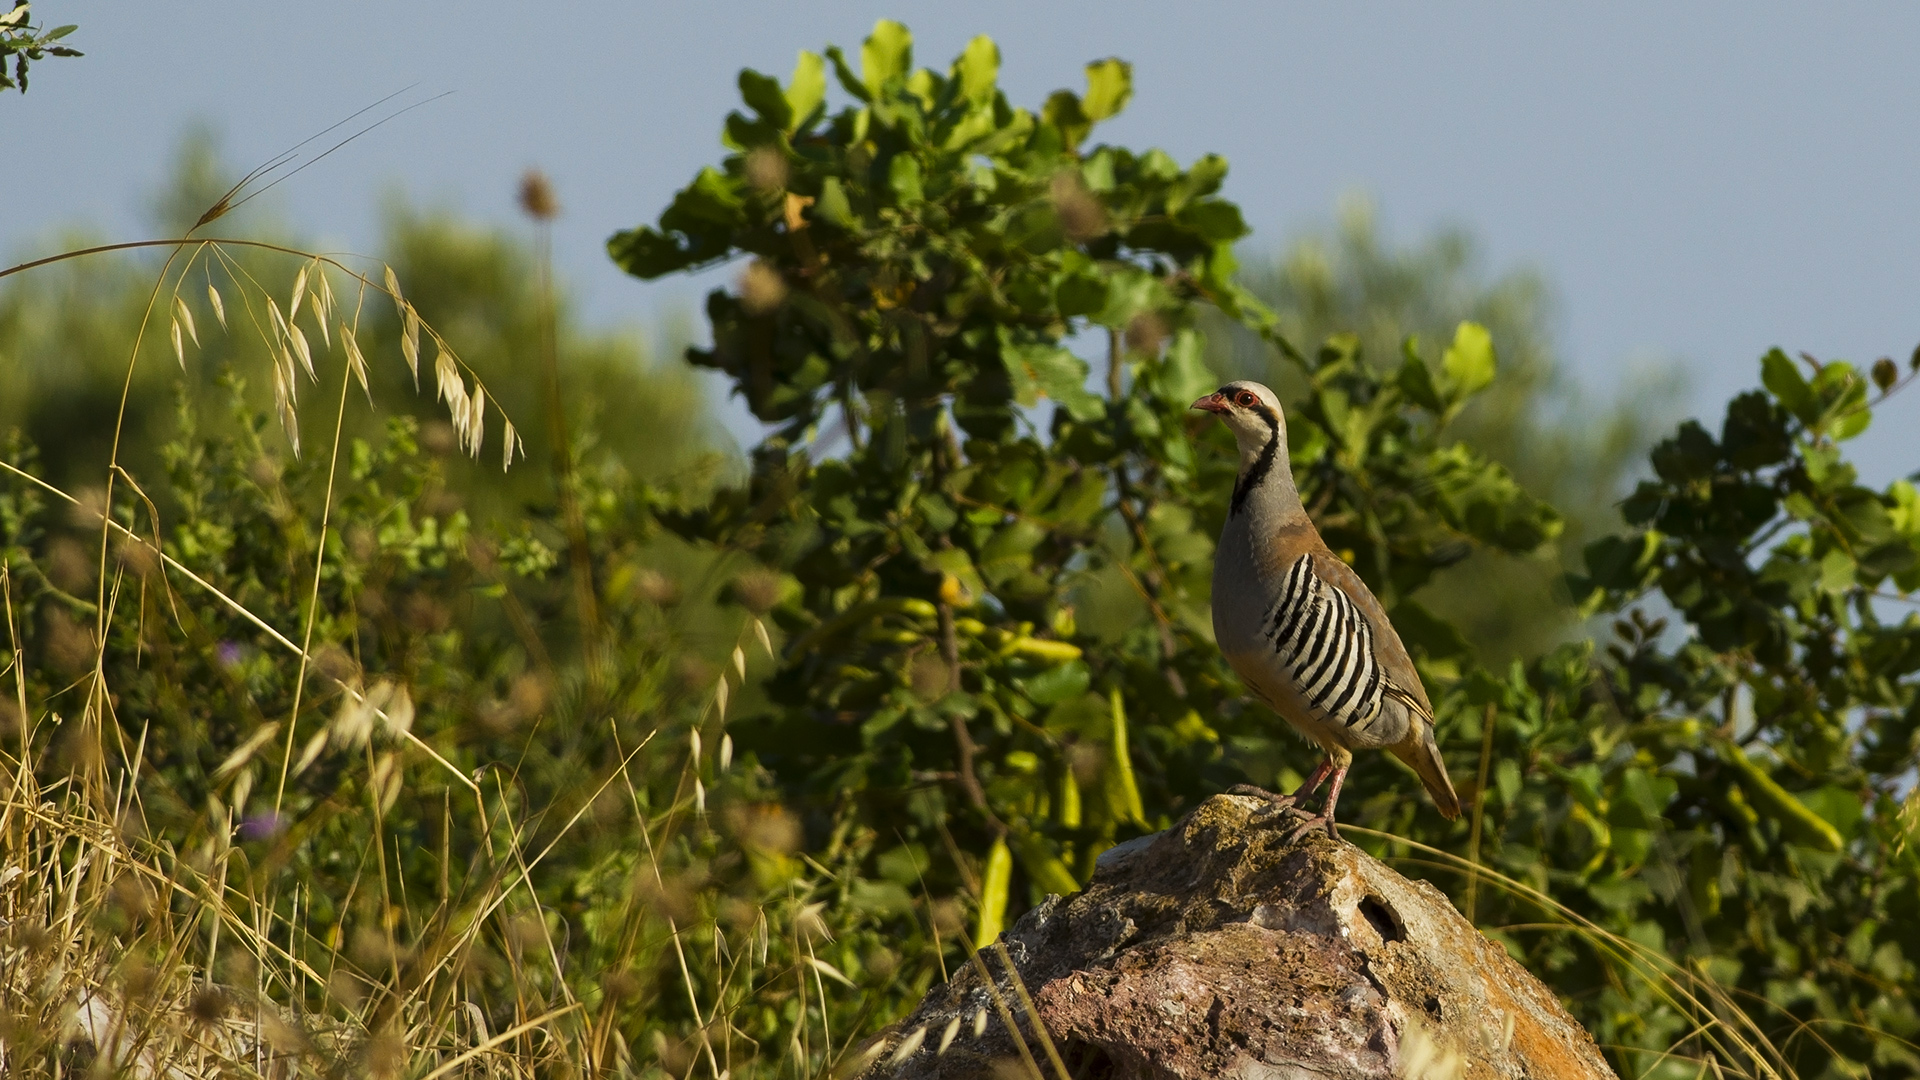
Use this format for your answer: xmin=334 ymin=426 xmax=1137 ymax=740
xmin=1797 ymin=786 xmax=1865 ymax=838
xmin=979 ymin=520 xmax=1047 ymax=582
xmin=1082 ymin=58 xmax=1132 ymax=122
xmin=860 ymin=19 xmax=913 ymax=96
xmin=1609 ymin=768 xmax=1678 ymax=831
xmin=606 ymin=167 xmax=747 ymax=277
xmin=975 ymin=836 xmax=1013 ymax=944
xmin=786 ymin=50 xmax=826 ymax=129
xmin=1801 ymin=442 xmax=1849 ymax=488
xmin=1166 ymin=154 xmax=1228 ymax=211
xmin=1580 ymin=530 xmax=1664 ymax=591
xmin=888 ymin=154 xmax=924 ymax=205
xmin=1108 ymin=689 xmax=1148 ymax=827
xmin=848 ymin=878 xmax=914 ymax=917
xmin=1042 ymin=693 xmax=1109 ymax=740
xmin=1649 ymin=421 xmax=1718 ymax=483
xmin=943 ymin=103 xmax=1000 ymax=151
xmin=1717 ymin=740 xmax=1844 ymax=852
xmin=1721 ymin=390 xmax=1793 ymax=468
xmin=906 ymin=68 xmax=940 ymax=109
xmin=1818 ymin=548 xmax=1855 ymax=594
xmin=1809 ymin=362 xmax=1872 ymax=440
xmin=1860 ymin=540 xmax=1917 ymax=580
xmin=1159 ymin=328 xmax=1215 ymax=406
xmin=1761 ymin=348 xmax=1817 ymax=423
xmin=1829 ymin=404 xmax=1871 ymax=442
xmin=605 ymin=228 xmax=695 ymax=279
xmin=876 ymin=844 xmax=932 ymax=885
xmin=814 ymin=177 xmax=854 ymax=226
xmin=1056 ymin=765 xmax=1083 ymax=827
xmin=927 ymin=547 xmax=987 ymax=601
xmin=1495 ymin=758 xmax=1522 ymax=807
xmin=822 ymin=45 xmax=870 ymax=102
xmin=1397 ymin=346 xmax=1443 ymax=413
xmin=1023 ymin=661 xmax=1090 ymax=705
xmin=676 ymin=167 xmax=745 ymax=225
xmin=955 ymin=35 xmax=999 ymax=104
xmin=1011 ymin=832 xmax=1081 ymax=896
xmin=738 ymin=68 xmax=791 ymax=130
xmin=1041 ymin=90 xmax=1090 ymax=149
xmin=1441 ymin=321 xmax=1496 ymax=397
xmin=1052 ymin=265 xmax=1106 ymax=318
xmin=999 ymin=331 xmax=1103 ymax=421
xmin=1175 ymin=201 xmax=1247 ymax=243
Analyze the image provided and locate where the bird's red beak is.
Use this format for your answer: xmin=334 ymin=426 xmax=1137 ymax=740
xmin=1191 ymin=392 xmax=1230 ymax=414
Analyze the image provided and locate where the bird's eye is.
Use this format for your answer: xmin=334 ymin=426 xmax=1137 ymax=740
xmin=1235 ymin=391 xmax=1256 ymax=408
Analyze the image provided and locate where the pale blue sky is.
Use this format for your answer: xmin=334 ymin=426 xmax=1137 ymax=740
xmin=8 ymin=3 xmax=1919 ymax=478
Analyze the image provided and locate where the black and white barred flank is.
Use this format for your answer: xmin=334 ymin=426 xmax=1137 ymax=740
xmin=1261 ymin=555 xmax=1387 ymax=728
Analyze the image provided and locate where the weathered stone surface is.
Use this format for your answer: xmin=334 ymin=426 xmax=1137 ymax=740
xmin=851 ymin=794 xmax=1616 ymax=1080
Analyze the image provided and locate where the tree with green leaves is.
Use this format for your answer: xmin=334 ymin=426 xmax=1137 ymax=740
xmin=614 ymin=19 xmax=1920 ymax=1076
xmin=609 ymin=18 xmax=1556 ymax=946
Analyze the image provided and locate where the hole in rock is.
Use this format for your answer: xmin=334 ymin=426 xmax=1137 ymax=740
xmin=1061 ymin=1040 xmax=1118 ymax=1080
xmin=1423 ymin=993 xmax=1443 ymax=1019
xmin=1358 ymin=894 xmax=1404 ymax=944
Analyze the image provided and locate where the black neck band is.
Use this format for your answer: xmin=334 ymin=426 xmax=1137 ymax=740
xmin=1230 ymin=404 xmax=1281 ymax=516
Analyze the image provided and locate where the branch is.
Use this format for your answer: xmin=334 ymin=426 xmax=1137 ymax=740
xmin=940 ymin=597 xmax=1005 ymax=837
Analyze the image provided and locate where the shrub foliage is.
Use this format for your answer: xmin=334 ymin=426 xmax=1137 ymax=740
xmin=611 ymin=21 xmax=1920 ymax=1077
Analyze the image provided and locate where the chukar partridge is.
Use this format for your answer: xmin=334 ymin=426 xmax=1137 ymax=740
xmin=1194 ymin=380 xmax=1461 ymax=837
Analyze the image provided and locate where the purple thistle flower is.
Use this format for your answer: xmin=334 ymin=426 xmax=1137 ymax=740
xmin=238 ymin=813 xmax=283 ymax=841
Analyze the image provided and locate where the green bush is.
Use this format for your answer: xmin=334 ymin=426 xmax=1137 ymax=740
xmin=612 ymin=20 xmax=1920 ymax=1076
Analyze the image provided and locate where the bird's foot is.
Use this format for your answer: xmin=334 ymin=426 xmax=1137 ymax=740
xmin=1225 ymin=782 xmax=1288 ymax=803
xmin=1225 ymin=784 xmax=1314 ymax=823
xmin=1283 ymin=813 xmax=1340 ymax=844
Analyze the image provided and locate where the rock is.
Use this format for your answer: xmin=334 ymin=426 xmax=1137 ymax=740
xmin=849 ymin=794 xmax=1617 ymax=1080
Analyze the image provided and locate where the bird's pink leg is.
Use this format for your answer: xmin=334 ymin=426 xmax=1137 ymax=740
xmin=1228 ymin=757 xmax=1334 ymax=819
xmin=1287 ymin=760 xmax=1350 ymax=841
xmin=1290 ymin=758 xmax=1336 ymax=802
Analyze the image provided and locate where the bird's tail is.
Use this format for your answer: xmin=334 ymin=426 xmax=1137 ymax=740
xmin=1393 ymin=718 xmax=1461 ymax=820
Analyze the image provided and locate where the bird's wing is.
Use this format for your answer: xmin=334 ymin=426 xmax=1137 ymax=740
xmin=1304 ymin=549 xmax=1433 ymax=718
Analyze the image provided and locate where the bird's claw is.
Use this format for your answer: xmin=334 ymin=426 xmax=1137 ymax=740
xmin=1284 ymin=814 xmax=1339 ymax=844
xmin=1226 ymin=784 xmax=1317 ymax=825
xmin=1225 ymin=783 xmax=1288 ymax=804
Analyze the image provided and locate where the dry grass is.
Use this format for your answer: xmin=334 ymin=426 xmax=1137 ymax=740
xmin=0 ymin=189 xmax=953 ymax=1076
xmin=0 ymin=240 xmax=584 ymax=1066
xmin=0 ymin=208 xmax=633 ymax=1073
xmin=0 ymin=677 xmax=720 ymax=1077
